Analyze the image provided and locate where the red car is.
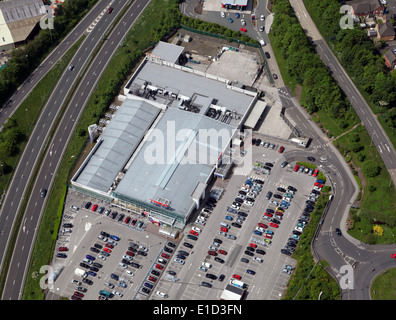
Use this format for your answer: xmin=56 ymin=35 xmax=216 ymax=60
xmin=240 ymin=27 xmax=247 ymax=32
xmin=249 ymin=243 xmax=257 ymax=248
xmin=161 ymin=253 xmax=170 ymax=259
xmin=278 ymin=146 xmax=285 ymax=153
xmin=264 ymin=233 xmax=272 ymax=239
xmin=258 ymin=223 xmax=267 ymax=228
xmin=149 ymin=276 xmax=157 ymax=282
xmin=232 ymin=274 xmax=241 ymax=280
xmin=220 ymin=227 xmax=228 ymax=233
xmin=73 ymin=291 xmax=84 ymax=298
xmin=91 ymin=204 xmax=98 ymax=212
xmin=269 ymin=222 xmax=279 ymax=228
xmin=57 ymin=247 xmax=68 ymax=251
xmin=124 ymin=216 xmax=131 ymax=224
xmin=103 ymin=247 xmax=111 ymax=253
xmin=105 ymin=243 xmax=113 ymax=249
xmin=313 ymin=169 xmax=319 ymax=177
xmin=208 ymin=250 xmax=217 ymax=256
xmin=314 ymin=182 xmax=323 ymax=188
xmin=155 ymin=264 xmax=164 ymax=270
xmin=131 ymin=219 xmax=137 ymax=226
xmin=293 ymin=165 xmax=300 ymax=172
xmin=107 ymin=6 xmax=113 ymax=14
xmin=218 ymin=249 xmax=227 ymax=255
xmin=391 ymin=254 xmax=396 ymax=258
xmin=264 ymin=212 xmax=272 ymax=217
xmin=190 ymin=230 xmax=198 ymax=236
xmin=126 ymin=251 xmax=135 ymax=257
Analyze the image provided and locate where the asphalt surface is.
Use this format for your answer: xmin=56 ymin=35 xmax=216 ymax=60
xmin=0 ymin=0 xmax=113 ymax=130
xmin=0 ymin=0 xmax=150 ymax=300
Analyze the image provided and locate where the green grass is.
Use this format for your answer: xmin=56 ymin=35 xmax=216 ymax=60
xmin=335 ymin=125 xmax=396 ymax=244
xmin=371 ymin=268 xmax=396 ymax=300
xmin=316 ymin=109 xmax=359 ymax=138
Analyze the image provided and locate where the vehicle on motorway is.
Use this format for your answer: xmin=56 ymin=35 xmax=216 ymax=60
xmin=107 ymin=6 xmax=113 ymax=13
xmin=40 ymin=189 xmax=47 ymax=198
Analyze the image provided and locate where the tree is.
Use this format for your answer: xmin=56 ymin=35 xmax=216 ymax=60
xmin=362 ymin=160 xmax=381 ymax=178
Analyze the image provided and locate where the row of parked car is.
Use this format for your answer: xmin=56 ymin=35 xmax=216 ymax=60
xmin=70 ymin=231 xmax=120 ymax=300
xmin=84 ymin=201 xmax=145 ymax=230
xmin=251 ymin=138 xmax=285 ymax=154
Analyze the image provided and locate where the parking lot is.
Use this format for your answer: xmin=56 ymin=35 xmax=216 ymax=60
xmin=149 ymin=137 xmax=323 ymax=300
xmin=50 ymin=132 xmax=323 ymax=300
xmin=50 ymin=193 xmax=180 ymax=300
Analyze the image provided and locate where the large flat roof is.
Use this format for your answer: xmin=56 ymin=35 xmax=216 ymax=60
xmin=114 ymin=107 xmax=234 ymax=216
xmin=129 ymin=59 xmax=255 ymax=120
xmin=74 ymin=99 xmax=161 ymax=192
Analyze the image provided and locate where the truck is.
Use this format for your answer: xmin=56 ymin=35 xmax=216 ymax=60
xmin=220 ymin=284 xmax=246 ymax=300
xmin=75 ymin=268 xmax=87 ymax=278
xmin=99 ymin=290 xmax=112 ymax=298
xmin=229 ymin=279 xmax=246 ymax=288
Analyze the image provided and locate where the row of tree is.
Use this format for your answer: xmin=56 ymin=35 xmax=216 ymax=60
xmin=271 ymin=0 xmax=352 ymax=118
xmin=304 ymin=0 xmax=396 ymax=127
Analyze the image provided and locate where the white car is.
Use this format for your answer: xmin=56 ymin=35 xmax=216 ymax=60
xmin=98 ymin=255 xmax=107 ymax=261
xmin=253 ymin=257 xmax=263 ymax=263
xmin=123 ymin=255 xmax=133 ymax=261
xmin=174 ymin=258 xmax=185 ymax=265
xmin=241 ymin=187 xmax=249 ymax=192
xmin=202 ymin=262 xmax=212 ymax=268
xmin=236 ymin=194 xmax=246 ymax=200
xmin=283 ymin=197 xmax=291 ymax=202
xmin=139 ymin=245 xmax=148 ymax=252
xmin=313 ymin=186 xmax=322 ymax=191
xmin=112 ymin=291 xmax=123 ymax=298
xmin=119 ymin=262 xmax=128 ymax=269
xmin=256 ymin=226 xmax=265 ymax=233
xmin=199 ymin=265 xmax=207 ymax=272
xmin=156 ymin=291 xmax=168 ymax=298
xmin=196 ymin=219 xmax=206 ymax=226
xmin=270 ymin=200 xmax=279 ymax=206
xmin=260 ymin=15 xmax=265 ymax=21
xmin=126 ymin=270 xmax=134 ymax=276
xmin=191 ymin=226 xmax=201 ymax=233
xmin=244 ymin=200 xmax=254 ymax=206
xmin=295 ymin=226 xmax=303 ymax=232
xmin=247 ymin=192 xmax=256 ymax=198
xmin=241 ymin=18 xmax=246 ymax=25
xmin=221 ymin=11 xmax=226 ymax=18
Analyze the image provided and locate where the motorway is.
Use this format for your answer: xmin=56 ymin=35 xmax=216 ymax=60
xmin=0 ymin=0 xmax=113 ymax=130
xmin=0 ymin=0 xmax=151 ymax=299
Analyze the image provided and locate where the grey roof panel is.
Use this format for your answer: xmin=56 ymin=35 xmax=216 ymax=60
xmin=75 ymin=99 xmax=160 ymax=192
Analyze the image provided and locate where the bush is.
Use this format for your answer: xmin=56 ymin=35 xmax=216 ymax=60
xmin=362 ymin=160 xmax=381 ymax=178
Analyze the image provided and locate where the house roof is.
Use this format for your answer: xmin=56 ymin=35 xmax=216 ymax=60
xmin=384 ymin=50 xmax=396 ymax=64
xmin=378 ymin=22 xmax=395 ymax=37
xmin=350 ymin=0 xmax=382 ymax=14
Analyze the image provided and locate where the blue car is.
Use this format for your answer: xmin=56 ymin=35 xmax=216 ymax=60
xmin=144 ymin=282 xmax=153 ymax=289
xmin=227 ymin=208 xmax=237 ymax=214
xmin=109 ymin=235 xmax=120 ymax=241
xmin=228 ymin=17 xmax=233 ymax=23
xmin=111 ymin=273 xmax=119 ymax=280
xmin=225 ymin=215 xmax=233 ymax=221
xmin=86 ymin=255 xmax=95 ymax=261
xmin=292 ymin=234 xmax=300 ymax=240
xmin=316 ymin=179 xmax=324 ymax=184
xmin=246 ymin=269 xmax=256 ymax=275
xmin=88 ymin=271 xmax=97 ymax=277
xmin=254 ymin=230 xmax=262 ymax=236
